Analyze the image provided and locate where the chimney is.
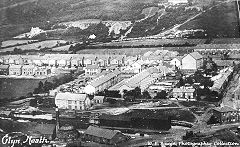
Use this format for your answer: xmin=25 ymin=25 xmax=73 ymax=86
xmin=55 ymin=107 xmax=60 ymax=133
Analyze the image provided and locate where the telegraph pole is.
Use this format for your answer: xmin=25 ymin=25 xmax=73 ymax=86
xmin=237 ymin=0 xmax=240 ymax=36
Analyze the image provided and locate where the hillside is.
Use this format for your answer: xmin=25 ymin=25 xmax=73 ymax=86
xmin=0 ymin=0 xmax=238 ymax=40
xmin=179 ymin=1 xmax=239 ymax=38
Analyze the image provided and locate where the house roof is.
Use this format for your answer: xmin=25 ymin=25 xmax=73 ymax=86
xmin=132 ymin=60 xmax=145 ymax=66
xmin=22 ymin=65 xmax=36 ymax=69
xmin=85 ymin=64 xmax=100 ymax=69
xmin=84 ymin=126 xmax=120 ymax=139
xmin=212 ymin=106 xmax=238 ymax=113
xmin=55 ymin=92 xmax=87 ymax=101
xmin=188 ymin=52 xmax=203 ymax=60
xmin=213 ymin=60 xmax=239 ymax=67
xmin=174 ymin=56 xmax=183 ymax=61
xmin=0 ymin=65 xmax=9 ymax=69
xmin=93 ymin=96 xmax=105 ymax=101
xmin=89 ymin=70 xmax=121 ymax=87
xmin=228 ymin=54 xmax=240 ymax=59
xmin=32 ymin=124 xmax=55 ymax=135
xmin=143 ymin=51 xmax=153 ymax=57
xmin=0 ymin=111 xmax=11 ymax=116
xmin=172 ymin=88 xmax=195 ymax=93
xmin=9 ymin=65 xmax=22 ymax=69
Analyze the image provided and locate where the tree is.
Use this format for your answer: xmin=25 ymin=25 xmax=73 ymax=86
xmin=134 ymin=87 xmax=141 ymax=99
xmin=29 ymin=99 xmax=38 ymax=107
xmin=142 ymin=90 xmax=151 ymax=99
xmin=33 ymin=81 xmax=44 ymax=94
xmin=43 ymin=81 xmax=53 ymax=93
xmin=178 ymin=77 xmax=185 ymax=87
xmin=154 ymin=90 xmax=167 ymax=99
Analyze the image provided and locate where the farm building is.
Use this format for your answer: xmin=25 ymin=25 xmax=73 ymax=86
xmin=55 ymin=92 xmax=91 ymax=110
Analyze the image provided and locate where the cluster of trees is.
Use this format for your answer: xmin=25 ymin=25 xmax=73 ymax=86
xmin=33 ymin=71 xmax=75 ymax=94
xmin=178 ymin=70 xmax=214 ymax=88
xmin=29 ymin=96 xmax=56 ymax=108
xmin=65 ymin=22 xmax=110 ymax=42
xmin=96 ymin=89 xmax=122 ymax=98
xmin=123 ymin=87 xmax=168 ymax=101
xmin=96 ymin=87 xmax=168 ymax=102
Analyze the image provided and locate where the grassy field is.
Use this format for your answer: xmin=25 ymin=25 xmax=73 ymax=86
xmin=94 ymin=39 xmax=207 ymax=47
xmin=0 ymin=40 xmax=66 ymax=52
xmin=51 ymin=44 xmax=75 ymax=51
xmin=1 ymin=40 xmax=37 ymax=48
xmin=76 ymin=46 xmax=194 ymax=56
xmin=0 ymin=77 xmax=48 ymax=100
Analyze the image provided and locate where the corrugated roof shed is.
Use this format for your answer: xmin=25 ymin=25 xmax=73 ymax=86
xmin=84 ymin=126 xmax=120 ymax=139
xmin=89 ymin=69 xmax=121 ymax=87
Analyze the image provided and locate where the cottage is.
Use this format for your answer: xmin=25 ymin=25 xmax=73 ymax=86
xmin=49 ymin=59 xmax=57 ymax=67
xmin=84 ymin=126 xmax=130 ymax=145
xmin=85 ymin=65 xmax=101 ymax=77
xmin=130 ymin=60 xmax=145 ymax=73
xmin=210 ymin=106 xmax=239 ymax=124
xmin=58 ymin=59 xmax=67 ymax=67
xmin=172 ymin=87 xmax=196 ymax=100
xmin=0 ymin=65 xmax=9 ymax=75
xmin=125 ymin=56 xmax=137 ymax=66
xmin=55 ymin=92 xmax=91 ymax=110
xmin=92 ymin=96 xmax=105 ymax=104
xmin=9 ymin=65 xmax=22 ymax=75
xmin=22 ymin=65 xmax=36 ymax=76
xmin=170 ymin=56 xmax=182 ymax=69
xmin=181 ymin=52 xmax=203 ymax=71
xmin=83 ymin=58 xmax=94 ymax=66
xmin=35 ymin=68 xmax=51 ymax=76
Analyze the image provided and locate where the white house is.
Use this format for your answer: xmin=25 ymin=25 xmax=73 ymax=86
xmin=172 ymin=87 xmax=196 ymax=101
xmin=92 ymin=96 xmax=105 ymax=104
xmin=9 ymin=65 xmax=22 ymax=76
xmin=170 ymin=56 xmax=182 ymax=69
xmin=129 ymin=60 xmax=145 ymax=73
xmin=49 ymin=59 xmax=57 ymax=67
xmin=55 ymin=92 xmax=91 ymax=110
xmin=22 ymin=65 xmax=36 ymax=76
xmin=89 ymin=34 xmax=96 ymax=39
xmin=85 ymin=65 xmax=101 ymax=77
xmin=168 ymin=0 xmax=188 ymax=5
xmin=181 ymin=52 xmax=203 ymax=71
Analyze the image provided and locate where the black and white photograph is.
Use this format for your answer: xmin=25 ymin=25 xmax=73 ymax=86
xmin=1 ymin=0 xmax=240 ymax=146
